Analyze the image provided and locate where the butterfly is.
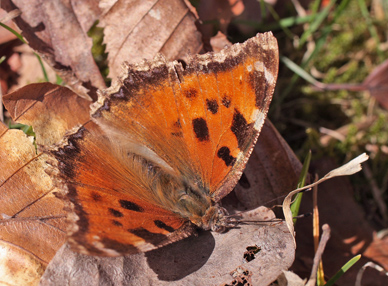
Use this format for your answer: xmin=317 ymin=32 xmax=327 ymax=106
xmin=51 ymin=32 xmax=279 ymax=257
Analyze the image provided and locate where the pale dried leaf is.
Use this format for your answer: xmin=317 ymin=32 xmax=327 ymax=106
xmin=71 ymin=0 xmax=103 ymax=33
xmin=99 ymin=0 xmax=203 ymax=80
xmin=40 ymin=207 xmax=294 ymax=286
xmin=283 ymin=153 xmax=369 ymax=247
xmin=323 ymin=153 xmax=369 ymax=179
xmin=0 ymin=8 xmax=19 ymax=44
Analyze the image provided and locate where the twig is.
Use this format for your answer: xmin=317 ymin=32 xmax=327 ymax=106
xmin=306 ymin=224 xmax=331 ymax=286
xmin=319 ymin=127 xmax=346 ymax=142
xmin=362 ymin=164 xmax=388 ymax=222
xmin=291 ymin=0 xmax=307 ymax=17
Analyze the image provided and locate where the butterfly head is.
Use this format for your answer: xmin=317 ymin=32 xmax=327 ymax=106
xmin=190 ymin=204 xmax=238 ymax=233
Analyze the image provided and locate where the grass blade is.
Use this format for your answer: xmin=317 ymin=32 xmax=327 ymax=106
xmin=324 ymin=255 xmax=362 ymax=286
xmin=0 ymin=21 xmax=49 ymax=82
xmin=291 ymin=150 xmax=311 ymax=223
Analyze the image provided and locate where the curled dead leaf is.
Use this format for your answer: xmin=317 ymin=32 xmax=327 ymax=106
xmin=283 ymin=153 xmax=369 ymax=247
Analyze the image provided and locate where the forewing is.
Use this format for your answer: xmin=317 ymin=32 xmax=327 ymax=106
xmin=91 ymin=32 xmax=279 ymax=201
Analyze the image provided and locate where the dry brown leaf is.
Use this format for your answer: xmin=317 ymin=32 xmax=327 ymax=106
xmin=0 ymin=240 xmax=46 ymax=286
xmin=40 ymin=207 xmax=294 ymax=286
xmin=363 ymin=59 xmax=388 ymax=109
xmin=99 ymin=0 xmax=203 ymax=80
xmin=3 ymin=82 xmax=91 ymax=148
xmin=0 ymin=120 xmax=66 ymax=285
xmin=210 ymin=31 xmax=232 ymax=53
xmin=1 ymin=83 xmax=92 ymax=284
xmin=0 ymin=0 xmax=106 ymax=100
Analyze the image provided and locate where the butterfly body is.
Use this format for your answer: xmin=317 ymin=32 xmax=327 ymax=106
xmin=52 ymin=32 xmax=278 ymax=256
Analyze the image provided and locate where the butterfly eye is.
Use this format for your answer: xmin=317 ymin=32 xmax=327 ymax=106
xmin=209 ymin=206 xmax=237 ymax=233
xmin=211 ymin=224 xmax=226 ymax=233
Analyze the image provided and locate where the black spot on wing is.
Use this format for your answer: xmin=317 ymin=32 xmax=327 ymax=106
xmin=154 ymin=220 xmax=175 ymax=233
xmin=119 ymin=200 xmax=144 ymax=212
xmin=171 ymin=119 xmax=183 ymax=137
xmin=206 ymin=99 xmax=219 ymax=114
xmin=174 ymin=119 xmax=182 ymax=128
xmin=128 ymin=228 xmax=168 ymax=246
xmin=171 ymin=131 xmax=183 ymax=137
xmin=192 ymin=118 xmax=210 ymax=142
xmin=184 ymin=88 xmax=198 ymax=99
xmin=231 ymin=109 xmax=254 ymax=149
xmin=109 ymin=208 xmax=124 ymax=217
xmin=222 ymin=95 xmax=231 ymax=108
xmin=90 ymin=192 xmax=102 ymax=202
xmin=112 ymin=220 xmax=123 ymax=227
xmin=217 ymin=146 xmax=236 ymax=167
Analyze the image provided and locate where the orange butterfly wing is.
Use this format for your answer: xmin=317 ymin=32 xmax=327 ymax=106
xmin=52 ymin=32 xmax=278 ymax=256
xmin=53 ymin=122 xmax=193 ymax=256
xmin=92 ymin=32 xmax=278 ymax=199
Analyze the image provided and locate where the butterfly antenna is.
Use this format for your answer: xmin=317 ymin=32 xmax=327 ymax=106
xmin=225 ymin=211 xmax=312 ymax=226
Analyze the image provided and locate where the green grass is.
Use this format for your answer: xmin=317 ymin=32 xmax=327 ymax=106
xmin=324 ymin=255 xmax=362 ymax=286
xmin=0 ymin=22 xmax=49 ymax=82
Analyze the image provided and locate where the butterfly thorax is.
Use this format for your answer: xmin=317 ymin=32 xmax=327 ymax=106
xmin=168 ymin=180 xmax=234 ymax=232
xmin=191 ymin=204 xmax=235 ymax=233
